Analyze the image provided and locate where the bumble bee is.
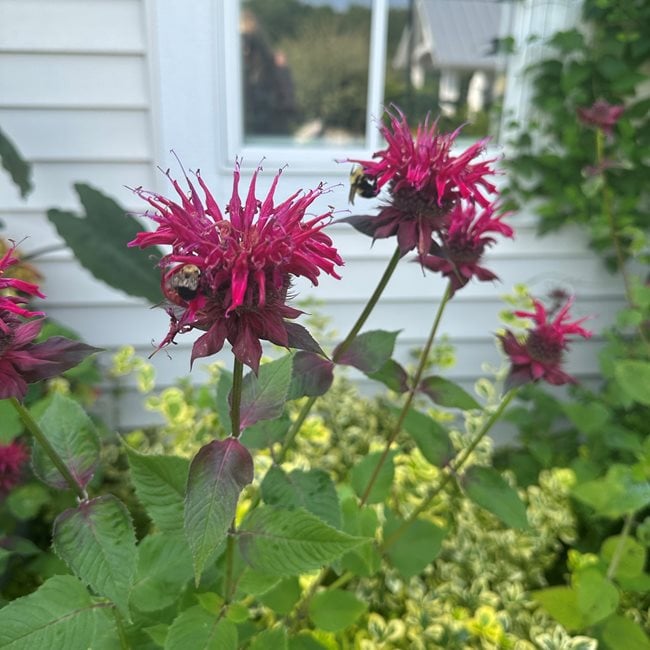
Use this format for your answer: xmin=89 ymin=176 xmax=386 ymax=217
xmin=167 ymin=264 xmax=201 ymax=302
xmin=348 ymin=165 xmax=378 ymax=204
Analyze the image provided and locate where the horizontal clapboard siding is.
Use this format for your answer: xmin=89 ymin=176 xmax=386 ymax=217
xmin=0 ymin=0 xmax=617 ymax=431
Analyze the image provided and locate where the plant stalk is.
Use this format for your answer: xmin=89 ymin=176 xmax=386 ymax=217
xmin=278 ymin=245 xmax=402 ymax=462
xmin=223 ymin=526 xmax=236 ymax=602
xmin=359 ymin=281 xmax=452 ymax=507
xmin=10 ymin=397 xmax=87 ymax=500
xmin=230 ymin=358 xmax=244 ymax=437
xmin=606 ymin=512 xmax=634 ymax=581
xmin=383 ymin=388 xmax=516 ymax=549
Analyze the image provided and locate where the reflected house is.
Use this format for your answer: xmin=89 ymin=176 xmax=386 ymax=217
xmin=393 ymin=0 xmax=506 ymax=117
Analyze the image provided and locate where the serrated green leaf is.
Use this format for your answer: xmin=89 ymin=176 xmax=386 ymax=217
xmin=259 ymin=577 xmax=301 ymax=615
xmin=0 ymin=126 xmax=32 ymax=198
xmin=563 ymin=401 xmax=610 ymax=435
xmin=419 ymin=376 xmax=481 ymax=410
xmin=47 ymin=183 xmax=162 ymax=303
xmin=164 ymin=607 xmax=237 ymax=650
xmin=288 ymin=632 xmax=329 ymax=650
xmin=240 ymin=414 xmax=291 ymax=450
xmin=574 ymin=568 xmax=619 ymax=625
xmin=235 ymin=569 xmax=280 ymax=597
xmin=615 ymin=361 xmax=650 ymax=406
xmin=350 ymin=450 xmax=396 ymax=505
xmin=261 ymin=466 xmax=341 ymax=528
xmin=0 ymin=575 xmax=103 ymax=649
xmin=601 ymin=535 xmax=646 ymax=580
xmin=52 ymin=495 xmax=137 ymax=618
xmin=144 ymin=624 xmax=169 ymax=647
xmin=532 ymin=586 xmax=585 ymax=631
xmin=398 ymin=407 xmax=453 ymax=466
xmin=250 ymin=627 xmax=288 ymax=650
xmin=308 ymin=589 xmax=367 ymax=632
xmin=335 ymin=330 xmax=400 ymax=374
xmin=239 ymin=507 xmax=365 ymax=577
xmin=601 ymin=614 xmax=650 ymax=650
xmin=125 ymin=447 xmax=189 ymax=534
xmin=240 ymin=355 xmax=293 ymax=429
xmin=33 ymin=393 xmax=100 ymax=490
xmin=184 ymin=439 xmax=253 ymax=583
xmin=463 ymin=466 xmax=529 ymax=530
xmin=130 ymin=533 xmax=193 ymax=612
xmin=384 ymin=511 xmax=446 ymax=578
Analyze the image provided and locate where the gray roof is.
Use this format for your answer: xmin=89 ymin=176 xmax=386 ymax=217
xmin=418 ymin=0 xmax=504 ymax=70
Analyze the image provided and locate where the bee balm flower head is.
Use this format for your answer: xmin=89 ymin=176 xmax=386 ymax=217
xmin=500 ymin=297 xmax=592 ymax=389
xmin=0 ymin=245 xmax=99 ymax=400
xmin=344 ymin=107 xmax=499 ymax=256
xmin=130 ymin=163 xmax=343 ymax=373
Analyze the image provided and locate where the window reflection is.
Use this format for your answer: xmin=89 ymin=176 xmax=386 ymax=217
xmin=385 ymin=0 xmax=510 ymax=138
xmin=240 ymin=0 xmax=371 ymax=146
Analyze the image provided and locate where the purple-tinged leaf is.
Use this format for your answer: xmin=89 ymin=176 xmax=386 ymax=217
xmin=463 ymin=466 xmax=529 ymax=530
xmin=33 ymin=393 xmax=100 ymax=490
xmin=419 ymin=375 xmax=481 ymax=410
xmin=21 ymin=338 xmax=101 ymax=384
xmin=239 ymin=355 xmax=293 ymax=430
xmin=52 ymin=495 xmax=137 ymax=618
xmin=184 ymin=438 xmax=254 ymax=584
xmin=367 ymin=359 xmax=409 ymax=393
xmin=284 ymin=322 xmax=324 ymax=356
xmin=288 ymin=352 xmax=334 ymax=400
xmin=334 ymin=330 xmax=400 ymax=374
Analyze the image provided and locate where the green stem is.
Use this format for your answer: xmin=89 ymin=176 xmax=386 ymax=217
xmin=359 ymin=281 xmax=453 ymax=507
xmin=112 ymin=608 xmax=130 ymax=650
xmin=606 ymin=513 xmax=634 ymax=581
xmin=223 ymin=526 xmax=236 ymax=602
xmin=278 ymin=246 xmax=402 ymax=462
xmin=230 ymin=359 xmax=244 ymax=438
xmin=10 ymin=397 xmax=87 ymax=500
xmin=383 ymin=388 xmax=517 ymax=549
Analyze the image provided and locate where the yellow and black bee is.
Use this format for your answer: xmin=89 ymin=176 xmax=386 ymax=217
xmin=348 ymin=165 xmax=379 ymax=204
xmin=166 ymin=264 xmax=201 ymax=303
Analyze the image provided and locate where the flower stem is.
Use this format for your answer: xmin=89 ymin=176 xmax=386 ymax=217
xmin=606 ymin=513 xmax=634 ymax=581
xmin=382 ymin=388 xmax=517 ymax=549
xmin=278 ymin=246 xmax=402 ymax=462
xmin=10 ymin=397 xmax=87 ymax=500
xmin=230 ymin=358 xmax=244 ymax=438
xmin=359 ymin=281 xmax=453 ymax=507
xmin=223 ymin=524 xmax=236 ymax=602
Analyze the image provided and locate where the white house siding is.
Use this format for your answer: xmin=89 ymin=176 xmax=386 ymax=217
xmin=0 ymin=0 xmax=625 ymax=430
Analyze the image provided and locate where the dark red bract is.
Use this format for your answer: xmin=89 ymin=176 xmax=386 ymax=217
xmin=577 ymin=100 xmax=624 ymax=137
xmin=500 ymin=298 xmax=592 ymax=389
xmin=130 ymin=163 xmax=343 ymax=373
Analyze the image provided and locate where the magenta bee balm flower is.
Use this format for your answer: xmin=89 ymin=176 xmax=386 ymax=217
xmin=0 ymin=244 xmax=100 ymax=400
xmin=130 ymin=163 xmax=343 ymax=373
xmin=344 ymin=107 xmax=498 ymax=256
xmin=500 ymin=298 xmax=592 ymax=389
xmin=577 ymin=100 xmax=624 ymax=137
xmin=419 ymin=201 xmax=513 ymax=295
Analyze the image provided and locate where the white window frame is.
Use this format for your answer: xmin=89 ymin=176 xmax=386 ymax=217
xmin=147 ymin=0 xmax=582 ymax=182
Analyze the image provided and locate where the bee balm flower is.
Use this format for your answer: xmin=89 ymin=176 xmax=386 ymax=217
xmin=344 ymin=107 xmax=499 ymax=256
xmin=130 ymin=163 xmax=343 ymax=373
xmin=577 ymin=100 xmax=624 ymax=137
xmin=0 ymin=441 xmax=28 ymax=495
xmin=0 ymin=245 xmax=99 ymax=400
xmin=500 ymin=298 xmax=592 ymax=389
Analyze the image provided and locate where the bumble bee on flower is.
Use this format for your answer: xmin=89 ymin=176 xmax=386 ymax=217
xmin=130 ymin=163 xmax=343 ymax=373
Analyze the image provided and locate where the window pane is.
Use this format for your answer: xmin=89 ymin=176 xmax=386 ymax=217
xmin=385 ymin=0 xmax=510 ymax=138
xmin=240 ymin=0 xmax=372 ymax=147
